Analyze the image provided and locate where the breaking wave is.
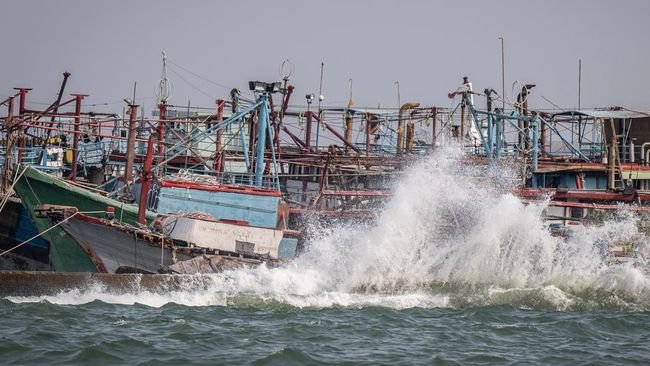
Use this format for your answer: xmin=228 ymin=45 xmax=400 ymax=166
xmin=8 ymin=147 xmax=650 ymax=310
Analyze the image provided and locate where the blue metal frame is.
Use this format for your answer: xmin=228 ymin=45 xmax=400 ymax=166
xmin=254 ymin=94 xmax=269 ymax=186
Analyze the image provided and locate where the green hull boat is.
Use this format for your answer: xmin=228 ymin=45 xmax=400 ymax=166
xmin=12 ymin=165 xmax=155 ymax=272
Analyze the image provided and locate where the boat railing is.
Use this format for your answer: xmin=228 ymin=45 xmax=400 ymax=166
xmin=77 ymin=141 xmax=104 ymax=166
xmin=0 ymin=146 xmax=65 ymax=167
xmin=163 ymin=169 xmax=280 ymax=191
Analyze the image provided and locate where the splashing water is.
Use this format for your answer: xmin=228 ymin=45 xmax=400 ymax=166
xmin=8 ymin=147 xmax=650 ymax=310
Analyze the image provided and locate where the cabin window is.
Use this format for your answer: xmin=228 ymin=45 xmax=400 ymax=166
xmin=545 ymin=175 xmax=561 ymax=188
xmin=235 ymin=241 xmax=255 ymax=254
xmin=570 ymin=207 xmax=582 ymax=220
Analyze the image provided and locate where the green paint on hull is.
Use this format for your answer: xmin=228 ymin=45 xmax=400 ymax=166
xmin=12 ymin=165 xmax=156 ymax=272
xmin=44 ymin=227 xmax=96 ymax=273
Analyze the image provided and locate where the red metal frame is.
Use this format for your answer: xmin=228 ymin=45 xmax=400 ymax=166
xmin=160 ymin=180 xmax=281 ymax=197
xmin=67 ymin=93 xmax=88 ymax=181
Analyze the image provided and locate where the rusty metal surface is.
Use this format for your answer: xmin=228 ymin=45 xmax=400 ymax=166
xmin=168 ymin=255 xmax=268 ymax=274
xmin=547 ymin=200 xmax=650 ymax=211
xmin=552 ymin=190 xmax=650 ymax=202
xmin=552 ymin=109 xmax=649 ymax=119
xmin=62 ymin=217 xmax=190 ymax=274
xmin=320 ymin=189 xmax=392 ymax=197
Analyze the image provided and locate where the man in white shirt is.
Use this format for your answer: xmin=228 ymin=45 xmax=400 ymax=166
xmin=448 ymin=76 xmax=481 ymax=147
xmin=448 ymin=76 xmax=473 ymax=101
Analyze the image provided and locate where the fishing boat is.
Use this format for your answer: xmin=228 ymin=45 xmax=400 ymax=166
xmin=32 ymin=205 xmax=187 ymax=273
xmin=446 ymin=84 xmax=650 ymax=267
xmin=12 ymin=169 xmax=299 ymax=273
xmin=11 ymin=164 xmax=156 ymax=272
xmin=31 ymin=175 xmax=300 ymax=274
xmin=0 ymin=74 xmax=128 ymax=268
xmin=11 ymin=90 xmax=299 ymax=273
xmin=30 ymin=199 xmax=297 ymax=274
xmin=155 ymin=177 xmax=299 ymax=260
xmin=0 ymin=132 xmax=117 ymax=269
xmin=0 ymin=197 xmax=50 ymax=264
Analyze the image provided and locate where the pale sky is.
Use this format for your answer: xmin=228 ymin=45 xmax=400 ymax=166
xmin=2 ymin=0 xmax=649 ymax=114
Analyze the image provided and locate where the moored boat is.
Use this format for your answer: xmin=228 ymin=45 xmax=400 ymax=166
xmin=12 ymin=164 xmax=156 ymax=272
xmin=11 ymin=90 xmax=300 ymax=274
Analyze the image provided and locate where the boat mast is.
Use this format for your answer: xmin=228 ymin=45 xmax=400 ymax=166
xmin=254 ymin=93 xmax=269 ymax=186
xmin=137 ymin=135 xmax=155 ymax=225
xmin=124 ymin=102 xmax=138 ymax=198
xmin=1 ymin=96 xmax=15 ymax=194
xmin=156 ymin=52 xmax=171 ymax=171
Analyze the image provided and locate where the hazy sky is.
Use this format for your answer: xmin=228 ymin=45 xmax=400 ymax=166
xmin=2 ymin=0 xmax=649 ymax=114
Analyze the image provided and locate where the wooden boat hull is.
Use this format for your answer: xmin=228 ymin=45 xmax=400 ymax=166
xmin=160 ymin=215 xmax=298 ymax=259
xmin=167 ymin=254 xmax=275 ymax=274
xmin=0 ymin=197 xmax=49 ymax=267
xmin=61 ymin=215 xmax=191 ymax=274
xmin=12 ymin=165 xmax=156 ymax=272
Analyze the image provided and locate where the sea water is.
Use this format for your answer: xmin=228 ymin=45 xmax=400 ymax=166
xmin=3 ymin=147 xmax=650 ymax=365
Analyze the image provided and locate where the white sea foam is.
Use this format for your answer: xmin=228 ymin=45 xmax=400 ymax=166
xmin=8 ymin=146 xmax=650 ymax=310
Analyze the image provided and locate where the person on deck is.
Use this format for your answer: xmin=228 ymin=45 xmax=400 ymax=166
xmin=447 ymin=76 xmax=473 ymax=103
xmin=448 ymin=76 xmax=481 ymax=147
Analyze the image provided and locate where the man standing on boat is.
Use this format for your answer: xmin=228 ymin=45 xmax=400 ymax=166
xmin=448 ymin=76 xmax=473 ymax=104
xmin=448 ymin=76 xmax=482 ymax=147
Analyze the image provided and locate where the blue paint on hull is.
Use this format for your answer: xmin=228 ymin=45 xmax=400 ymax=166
xmin=0 ymin=199 xmax=49 ymax=263
xmin=278 ymin=237 xmax=298 ymax=258
xmin=157 ymin=187 xmax=280 ymax=229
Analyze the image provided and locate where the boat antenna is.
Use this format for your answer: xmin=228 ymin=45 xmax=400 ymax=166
xmin=279 ymin=59 xmax=294 ymax=81
xmin=347 ymin=78 xmax=353 ymax=108
xmin=315 ymin=62 xmax=325 ymax=148
xmin=318 ymin=62 xmax=325 ymax=113
xmin=132 ymin=81 xmax=137 ymax=107
xmin=157 ymin=51 xmax=173 ymax=103
xmin=578 ymin=58 xmax=581 ymax=110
